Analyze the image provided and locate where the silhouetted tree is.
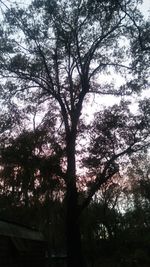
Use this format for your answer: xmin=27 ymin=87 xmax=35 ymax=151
xmin=0 ymin=0 xmax=149 ymax=266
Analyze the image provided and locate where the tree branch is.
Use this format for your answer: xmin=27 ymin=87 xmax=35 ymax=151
xmin=79 ymin=143 xmax=141 ymax=212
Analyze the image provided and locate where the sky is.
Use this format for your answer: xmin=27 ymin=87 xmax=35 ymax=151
xmin=140 ymin=0 xmax=150 ymax=18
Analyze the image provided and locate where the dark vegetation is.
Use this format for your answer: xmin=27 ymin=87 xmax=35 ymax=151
xmin=0 ymin=0 xmax=150 ymax=266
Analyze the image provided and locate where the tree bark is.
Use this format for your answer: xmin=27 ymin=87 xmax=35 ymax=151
xmin=66 ymin=184 xmax=85 ymax=267
xmin=65 ymin=134 xmax=86 ymax=267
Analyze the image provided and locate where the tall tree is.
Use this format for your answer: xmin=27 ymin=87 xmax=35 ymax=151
xmin=0 ymin=0 xmax=150 ymax=266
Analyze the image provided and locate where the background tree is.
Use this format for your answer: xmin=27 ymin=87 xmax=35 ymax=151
xmin=0 ymin=0 xmax=150 ymax=266
xmin=0 ymin=127 xmax=66 ymax=259
xmin=126 ymin=153 xmax=150 ymax=231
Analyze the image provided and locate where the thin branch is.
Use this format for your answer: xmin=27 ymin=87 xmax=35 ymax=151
xmin=53 ymin=44 xmax=61 ymax=94
xmin=35 ymin=41 xmax=54 ymax=89
xmin=118 ymin=2 xmax=150 ymax=51
xmin=89 ymin=62 xmax=133 ymax=80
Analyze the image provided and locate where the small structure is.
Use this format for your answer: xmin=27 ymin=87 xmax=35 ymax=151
xmin=51 ymin=253 xmax=67 ymax=267
xmin=0 ymin=219 xmax=47 ymax=267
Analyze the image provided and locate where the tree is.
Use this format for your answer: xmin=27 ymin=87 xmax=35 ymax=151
xmin=0 ymin=128 xmax=66 ymax=261
xmin=0 ymin=0 xmax=150 ymax=266
xmin=126 ymin=153 xmax=150 ymax=226
xmin=0 ymin=129 xmax=63 ymax=206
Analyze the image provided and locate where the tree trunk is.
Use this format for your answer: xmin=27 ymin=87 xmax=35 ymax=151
xmin=66 ymin=134 xmax=86 ymax=267
xmin=66 ymin=185 xmax=86 ymax=267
